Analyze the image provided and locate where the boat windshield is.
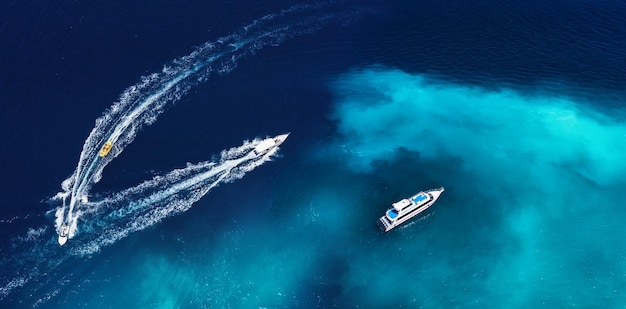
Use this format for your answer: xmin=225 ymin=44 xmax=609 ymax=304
xmin=387 ymin=209 xmax=399 ymax=219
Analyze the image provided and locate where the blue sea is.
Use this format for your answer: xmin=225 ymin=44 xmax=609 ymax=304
xmin=1 ymin=0 xmax=625 ymax=308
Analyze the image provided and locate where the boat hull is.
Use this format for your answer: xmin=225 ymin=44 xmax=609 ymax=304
xmin=377 ymin=187 xmax=444 ymax=232
xmin=253 ymin=133 xmax=289 ymax=156
xmin=99 ymin=141 xmax=113 ymax=157
xmin=58 ymin=225 xmax=69 ymax=246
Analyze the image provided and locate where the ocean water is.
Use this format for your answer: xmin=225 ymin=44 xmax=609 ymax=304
xmin=1 ymin=0 xmax=625 ymax=308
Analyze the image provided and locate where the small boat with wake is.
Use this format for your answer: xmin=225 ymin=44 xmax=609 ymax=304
xmin=99 ymin=141 xmax=113 ymax=157
xmin=253 ymin=133 xmax=289 ymax=156
xmin=377 ymin=187 xmax=444 ymax=232
xmin=58 ymin=224 xmax=69 ymax=246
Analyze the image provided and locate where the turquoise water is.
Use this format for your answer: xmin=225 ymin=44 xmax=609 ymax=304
xmin=76 ymin=69 xmax=626 ymax=307
xmin=1 ymin=1 xmax=625 ymax=307
xmin=319 ymin=68 xmax=626 ymax=307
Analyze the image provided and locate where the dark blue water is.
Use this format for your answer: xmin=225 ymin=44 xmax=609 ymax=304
xmin=1 ymin=0 xmax=625 ymax=307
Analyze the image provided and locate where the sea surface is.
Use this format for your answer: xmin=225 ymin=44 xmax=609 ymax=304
xmin=1 ymin=0 xmax=625 ymax=308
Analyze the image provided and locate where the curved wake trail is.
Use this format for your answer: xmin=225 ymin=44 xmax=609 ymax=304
xmin=0 ymin=1 xmax=364 ymax=304
xmin=55 ymin=2 xmax=361 ymax=237
xmin=71 ymin=137 xmax=279 ymax=256
xmin=1 ymin=137 xmax=282 ymax=303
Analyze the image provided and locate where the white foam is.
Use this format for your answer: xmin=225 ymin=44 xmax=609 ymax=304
xmin=68 ymin=137 xmax=280 ymax=256
xmin=0 ymin=276 xmax=28 ymax=298
xmin=55 ymin=2 xmax=356 ymax=241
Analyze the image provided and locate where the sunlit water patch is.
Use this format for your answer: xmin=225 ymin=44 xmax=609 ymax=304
xmin=313 ymin=67 xmax=626 ymax=307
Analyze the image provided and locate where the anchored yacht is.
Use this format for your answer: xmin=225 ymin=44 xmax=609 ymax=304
xmin=377 ymin=187 xmax=444 ymax=232
xmin=253 ymin=133 xmax=289 ymax=156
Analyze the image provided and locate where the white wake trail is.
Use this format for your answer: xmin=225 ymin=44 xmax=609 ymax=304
xmin=69 ymin=136 xmax=281 ymax=256
xmin=2 ymin=2 xmax=366 ymax=305
xmin=1 ymin=136 xmax=284 ymax=300
xmin=54 ymin=2 xmax=360 ymax=238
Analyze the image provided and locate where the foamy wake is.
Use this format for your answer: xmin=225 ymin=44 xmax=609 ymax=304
xmin=1 ymin=136 xmax=282 ymax=301
xmin=1 ymin=1 xmax=363 ymax=304
xmin=70 ymin=137 xmax=279 ymax=256
xmin=55 ymin=1 xmax=360 ymax=240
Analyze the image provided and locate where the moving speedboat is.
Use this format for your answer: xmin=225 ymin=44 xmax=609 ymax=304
xmin=99 ymin=141 xmax=113 ymax=157
xmin=253 ymin=133 xmax=289 ymax=156
xmin=58 ymin=224 xmax=69 ymax=246
xmin=377 ymin=187 xmax=444 ymax=232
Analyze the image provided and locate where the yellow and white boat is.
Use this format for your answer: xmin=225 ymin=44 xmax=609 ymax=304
xmin=99 ymin=141 xmax=113 ymax=157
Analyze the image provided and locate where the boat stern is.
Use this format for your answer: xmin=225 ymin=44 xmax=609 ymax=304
xmin=377 ymin=215 xmax=395 ymax=232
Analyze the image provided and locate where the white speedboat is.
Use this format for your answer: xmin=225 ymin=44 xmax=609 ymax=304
xmin=377 ymin=187 xmax=444 ymax=232
xmin=58 ymin=224 xmax=69 ymax=246
xmin=253 ymin=133 xmax=289 ymax=156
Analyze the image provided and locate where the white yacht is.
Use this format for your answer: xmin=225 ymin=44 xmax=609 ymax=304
xmin=253 ymin=133 xmax=289 ymax=156
xmin=377 ymin=187 xmax=444 ymax=232
xmin=58 ymin=224 xmax=69 ymax=246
